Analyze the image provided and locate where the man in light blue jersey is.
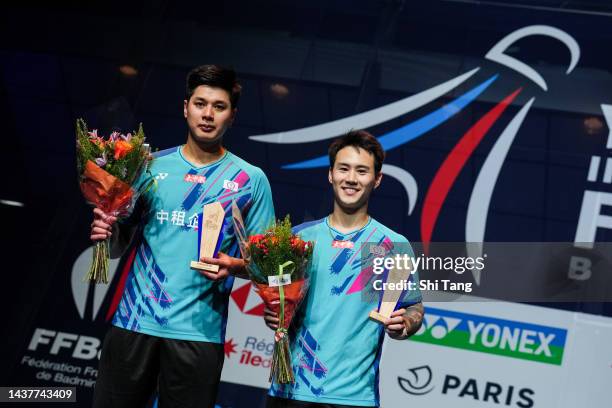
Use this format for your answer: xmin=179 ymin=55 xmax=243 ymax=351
xmin=89 ymin=65 xmax=275 ymax=408
xmin=264 ymin=130 xmax=424 ymax=408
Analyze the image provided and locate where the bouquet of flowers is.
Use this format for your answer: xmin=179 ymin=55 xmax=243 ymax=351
xmin=246 ymin=216 xmax=314 ymax=384
xmin=76 ymin=118 xmax=154 ymax=284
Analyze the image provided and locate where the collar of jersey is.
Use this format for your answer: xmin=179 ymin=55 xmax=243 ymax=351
xmin=178 ymin=145 xmax=229 ymax=170
xmin=325 ymin=215 xmax=373 ymax=238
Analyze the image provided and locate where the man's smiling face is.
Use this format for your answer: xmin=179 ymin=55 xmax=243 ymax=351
xmin=329 ymin=146 xmax=381 ymax=212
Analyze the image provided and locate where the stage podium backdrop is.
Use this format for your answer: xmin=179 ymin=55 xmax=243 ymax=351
xmin=3 ymin=5 xmax=612 ymax=407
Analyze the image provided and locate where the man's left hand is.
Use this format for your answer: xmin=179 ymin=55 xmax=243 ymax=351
xmin=384 ymin=309 xmax=409 ymax=339
xmin=383 ymin=303 xmax=424 ymax=340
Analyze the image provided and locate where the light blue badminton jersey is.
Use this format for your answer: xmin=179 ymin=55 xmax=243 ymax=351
xmin=112 ymin=147 xmax=274 ymax=343
xmin=270 ymin=217 xmax=422 ymax=407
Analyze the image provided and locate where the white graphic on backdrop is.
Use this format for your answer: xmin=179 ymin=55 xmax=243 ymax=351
xmin=484 ymin=25 xmax=579 ymax=91
xmin=71 ymin=247 xmax=120 ymax=320
xmin=250 ymin=25 xmax=590 ymax=285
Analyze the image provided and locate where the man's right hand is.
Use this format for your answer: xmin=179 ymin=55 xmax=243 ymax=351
xmin=264 ymin=307 xmax=279 ymax=331
xmin=90 ymin=208 xmax=117 ymax=241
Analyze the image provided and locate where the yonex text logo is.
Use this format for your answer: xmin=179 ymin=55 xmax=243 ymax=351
xmin=411 ymin=307 xmax=567 ymax=365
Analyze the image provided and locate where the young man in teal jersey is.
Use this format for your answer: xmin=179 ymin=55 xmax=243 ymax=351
xmin=264 ymin=130 xmax=424 ymax=408
xmin=89 ymin=65 xmax=275 ymax=408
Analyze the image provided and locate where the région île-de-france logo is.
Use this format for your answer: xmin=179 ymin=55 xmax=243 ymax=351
xmin=224 ymin=338 xmax=238 ymax=358
xmin=411 ymin=307 xmax=567 ymax=365
xmin=250 ymin=25 xmax=612 ymax=285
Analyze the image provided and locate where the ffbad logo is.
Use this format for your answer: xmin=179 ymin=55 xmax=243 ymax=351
xmin=27 ymin=328 xmax=101 ymax=360
xmin=411 ymin=307 xmax=567 ymax=365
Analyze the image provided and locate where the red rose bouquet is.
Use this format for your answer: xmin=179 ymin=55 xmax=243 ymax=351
xmin=246 ymin=216 xmax=314 ymax=384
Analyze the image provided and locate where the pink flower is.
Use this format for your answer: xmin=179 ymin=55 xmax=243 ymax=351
xmin=109 ymin=131 xmax=121 ymax=142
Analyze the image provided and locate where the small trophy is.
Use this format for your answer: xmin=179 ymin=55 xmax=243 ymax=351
xmin=190 ymin=202 xmax=225 ymax=272
xmin=369 ymin=260 xmax=414 ymax=323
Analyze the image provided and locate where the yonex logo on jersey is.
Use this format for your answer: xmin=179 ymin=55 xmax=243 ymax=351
xmin=332 ymin=240 xmax=354 ymax=249
xmin=155 ymin=172 xmax=169 ymax=180
xmin=223 ymin=179 xmax=239 ymax=192
xmin=184 ymin=174 xmax=206 ymax=184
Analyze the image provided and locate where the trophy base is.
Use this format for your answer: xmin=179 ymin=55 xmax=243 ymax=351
xmin=190 ymin=261 xmax=220 ymax=272
xmin=369 ymin=310 xmax=388 ymax=324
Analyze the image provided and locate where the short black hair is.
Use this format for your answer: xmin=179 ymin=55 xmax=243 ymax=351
xmin=328 ymin=130 xmax=385 ymax=174
xmin=185 ymin=65 xmax=242 ymax=108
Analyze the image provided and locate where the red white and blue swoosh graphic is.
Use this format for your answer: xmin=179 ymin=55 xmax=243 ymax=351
xmin=249 ymin=25 xmax=585 ymax=284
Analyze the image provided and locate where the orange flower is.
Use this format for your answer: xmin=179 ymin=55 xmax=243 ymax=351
xmin=114 ymin=140 xmax=134 ymax=160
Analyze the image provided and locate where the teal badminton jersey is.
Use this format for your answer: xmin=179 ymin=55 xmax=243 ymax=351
xmin=269 ymin=217 xmax=422 ymax=407
xmin=112 ymin=147 xmax=275 ymax=343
